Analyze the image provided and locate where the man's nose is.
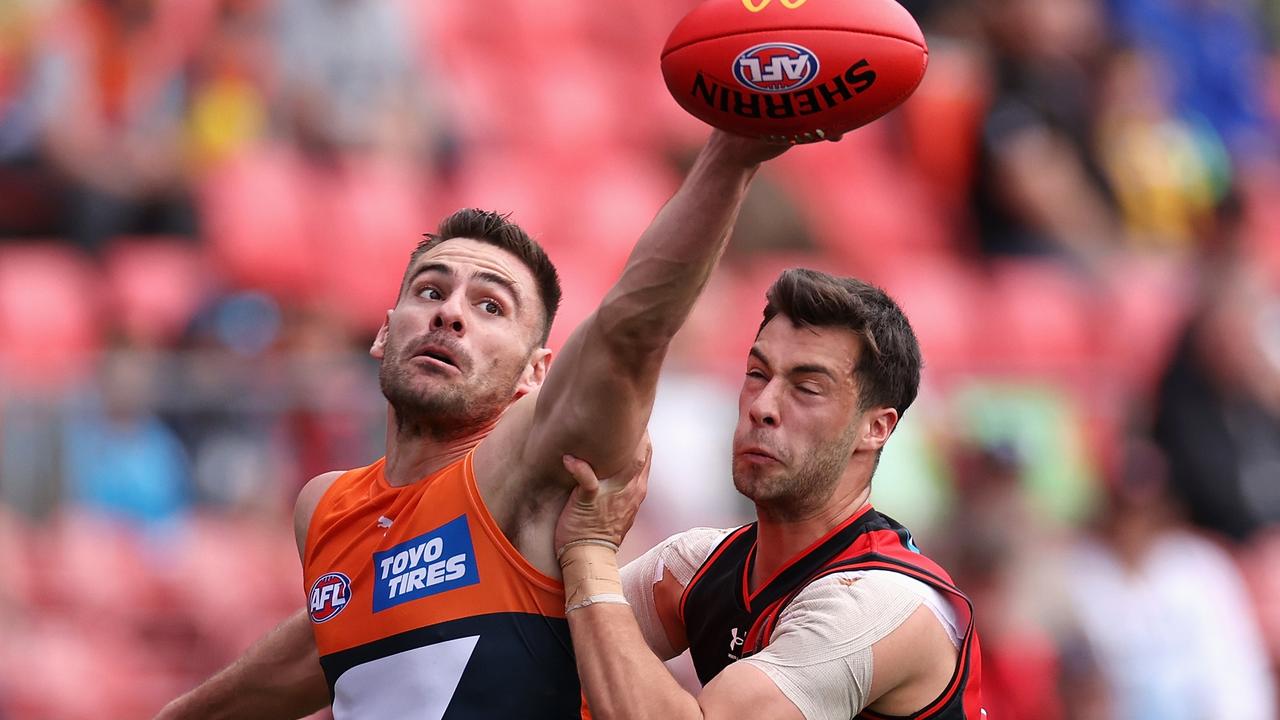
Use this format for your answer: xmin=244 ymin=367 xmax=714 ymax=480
xmin=433 ymin=295 xmax=465 ymax=334
xmin=748 ymin=381 xmax=781 ymax=428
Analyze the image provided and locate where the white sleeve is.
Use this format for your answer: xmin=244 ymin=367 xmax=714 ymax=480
xmin=740 ymin=572 xmax=924 ymax=720
xmin=620 ymin=527 xmax=735 ymax=661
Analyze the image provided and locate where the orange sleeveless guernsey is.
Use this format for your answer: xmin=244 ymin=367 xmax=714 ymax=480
xmin=302 ymin=451 xmax=585 ymax=718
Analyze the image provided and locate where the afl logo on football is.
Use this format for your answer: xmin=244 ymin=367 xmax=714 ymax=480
xmin=308 ymin=572 xmax=351 ymax=623
xmin=733 ymin=43 xmax=819 ymax=93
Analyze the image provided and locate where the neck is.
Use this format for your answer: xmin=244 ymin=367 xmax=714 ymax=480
xmin=750 ymin=481 xmax=872 ymax=593
xmin=382 ymin=407 xmax=499 ymax=487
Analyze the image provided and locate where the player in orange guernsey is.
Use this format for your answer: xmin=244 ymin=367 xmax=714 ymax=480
xmin=156 ymin=130 xmax=792 ymax=720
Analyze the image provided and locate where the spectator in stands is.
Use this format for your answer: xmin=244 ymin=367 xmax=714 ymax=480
xmin=272 ymin=0 xmax=452 ymax=168
xmin=1153 ymin=195 xmax=1280 ymax=541
xmin=26 ymin=0 xmax=200 ymax=251
xmin=63 ymin=349 xmax=191 ymax=527
xmin=0 ymin=0 xmax=63 ymax=236
xmin=1063 ymin=438 xmax=1277 ymax=719
xmin=1094 ymin=48 xmax=1231 ymax=251
xmin=1106 ymin=0 xmax=1277 ymax=159
xmin=938 ymin=442 xmax=1073 ymax=720
xmin=969 ymin=0 xmax=1122 ymax=268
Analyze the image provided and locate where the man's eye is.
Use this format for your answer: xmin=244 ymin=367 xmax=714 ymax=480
xmin=480 ymin=300 xmax=502 ymax=315
xmin=797 ymin=385 xmax=821 ymax=396
xmin=420 ymin=287 xmax=442 ymax=300
xmin=745 ymin=370 xmax=767 ymax=380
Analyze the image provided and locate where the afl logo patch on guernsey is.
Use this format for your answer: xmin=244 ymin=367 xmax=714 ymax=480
xmin=733 ymin=43 xmax=819 ymax=93
xmin=372 ymin=515 xmax=479 ymax=613
xmin=309 ymin=572 xmax=351 ymax=623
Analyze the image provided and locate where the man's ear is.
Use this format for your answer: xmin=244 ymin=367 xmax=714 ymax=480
xmin=515 ymin=347 xmax=553 ymax=398
xmin=370 ymin=310 xmax=392 ymax=360
xmin=860 ymin=407 xmax=899 ymax=453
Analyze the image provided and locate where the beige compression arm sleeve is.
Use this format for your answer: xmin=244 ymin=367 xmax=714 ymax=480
xmin=741 ymin=571 xmax=926 ymax=720
xmin=620 ymin=527 xmax=733 ymax=661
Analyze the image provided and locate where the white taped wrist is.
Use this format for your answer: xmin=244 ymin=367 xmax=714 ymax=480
xmin=565 ymin=593 xmax=630 ymax=614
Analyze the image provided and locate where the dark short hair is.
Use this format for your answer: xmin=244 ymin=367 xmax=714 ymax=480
xmin=759 ymin=268 xmax=921 ymax=418
xmin=400 ymin=209 xmax=562 ymax=345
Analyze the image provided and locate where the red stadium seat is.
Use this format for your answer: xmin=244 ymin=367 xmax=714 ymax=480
xmin=451 ymin=149 xmax=559 ymax=244
xmin=1241 ymin=169 xmax=1280 ymax=284
xmin=199 ymin=146 xmax=316 ymax=299
xmin=0 ymin=244 xmax=100 ymax=389
xmin=315 ymin=158 xmax=435 ymax=332
xmin=170 ymin=514 xmax=304 ymax=656
xmin=3 ymin=617 xmax=118 ymax=719
xmin=976 ymin=260 xmax=1097 ymax=376
xmin=1097 ymin=256 xmax=1192 ymax=394
xmin=36 ymin=512 xmax=162 ymax=621
xmin=4 ymin=613 xmax=186 ymax=719
xmin=104 ymin=237 xmax=210 ymax=345
xmin=772 ymin=125 xmax=955 ymax=276
xmin=0 ymin=504 xmax=35 ymax=612
xmin=873 ymin=257 xmax=984 ymax=379
xmin=547 ymin=150 xmax=679 ymax=269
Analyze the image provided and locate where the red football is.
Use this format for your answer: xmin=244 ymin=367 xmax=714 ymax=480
xmin=660 ymin=0 xmax=928 ymax=141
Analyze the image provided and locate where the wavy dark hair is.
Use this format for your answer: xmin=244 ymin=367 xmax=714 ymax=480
xmin=759 ymin=268 xmax=921 ymax=417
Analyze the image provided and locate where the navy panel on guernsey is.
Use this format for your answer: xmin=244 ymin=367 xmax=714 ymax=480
xmin=318 ymin=612 xmax=582 ymax=719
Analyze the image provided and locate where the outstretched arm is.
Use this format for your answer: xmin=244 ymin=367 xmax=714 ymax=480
xmin=481 ymin=132 xmax=788 ymax=490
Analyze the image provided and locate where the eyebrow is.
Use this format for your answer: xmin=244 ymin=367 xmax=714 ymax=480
xmin=748 ymin=347 xmax=838 ymax=380
xmin=791 ymin=364 xmax=838 ymax=380
xmin=407 ymin=263 xmax=522 ymax=309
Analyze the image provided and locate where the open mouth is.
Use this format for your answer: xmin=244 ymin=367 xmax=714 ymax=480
xmin=411 ymin=344 xmax=461 ymax=372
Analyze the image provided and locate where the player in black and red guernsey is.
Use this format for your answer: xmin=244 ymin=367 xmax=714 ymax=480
xmin=555 ymin=268 xmax=986 ymax=719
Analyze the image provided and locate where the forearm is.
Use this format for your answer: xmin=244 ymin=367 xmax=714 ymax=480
xmin=156 ymin=609 xmax=328 ymax=720
xmin=524 ymin=134 xmax=766 ymax=478
xmin=596 ymin=133 xmax=762 ymax=354
xmin=562 ymin=546 xmax=704 ymax=720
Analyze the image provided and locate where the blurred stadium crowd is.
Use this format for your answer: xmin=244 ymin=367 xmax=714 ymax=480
xmin=0 ymin=0 xmax=1278 ymax=717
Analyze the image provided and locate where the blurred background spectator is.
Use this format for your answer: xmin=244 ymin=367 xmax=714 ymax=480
xmin=0 ymin=0 xmax=1277 ymax=717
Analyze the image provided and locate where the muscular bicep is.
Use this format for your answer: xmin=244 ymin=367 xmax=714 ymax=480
xmin=698 ymin=662 xmax=805 ymax=720
xmin=525 ymin=311 xmax=666 ymax=481
xmin=476 ymin=312 xmax=664 ymax=503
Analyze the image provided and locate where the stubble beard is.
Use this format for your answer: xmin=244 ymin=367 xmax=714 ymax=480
xmin=379 ymin=356 xmax=521 ymax=442
xmin=733 ymin=425 xmax=859 ymax=522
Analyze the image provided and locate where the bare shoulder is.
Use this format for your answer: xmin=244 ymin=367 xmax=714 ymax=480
xmin=866 ymin=604 xmax=959 ymax=715
xmin=293 ymin=470 xmax=346 ymax=560
xmin=699 ymin=661 xmax=805 ymax=720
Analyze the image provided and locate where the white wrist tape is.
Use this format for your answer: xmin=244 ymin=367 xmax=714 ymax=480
xmin=565 ymin=593 xmax=630 ymax=614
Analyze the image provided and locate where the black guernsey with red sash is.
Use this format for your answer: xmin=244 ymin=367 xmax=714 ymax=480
xmin=678 ymin=506 xmax=985 ymax=719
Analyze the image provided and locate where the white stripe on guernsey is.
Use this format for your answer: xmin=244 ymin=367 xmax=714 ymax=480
xmin=332 ymin=635 xmax=479 ymax=719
